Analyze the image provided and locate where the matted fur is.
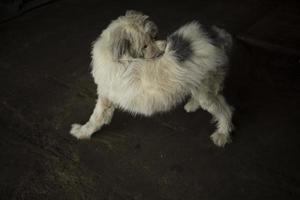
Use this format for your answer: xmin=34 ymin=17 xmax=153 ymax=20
xmin=70 ymin=11 xmax=234 ymax=147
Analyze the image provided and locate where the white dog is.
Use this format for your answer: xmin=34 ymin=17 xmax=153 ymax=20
xmin=70 ymin=10 xmax=234 ymax=147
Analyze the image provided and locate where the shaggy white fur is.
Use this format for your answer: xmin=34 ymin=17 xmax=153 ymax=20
xmin=70 ymin=10 xmax=234 ymax=147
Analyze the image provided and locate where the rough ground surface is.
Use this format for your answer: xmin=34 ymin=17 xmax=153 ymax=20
xmin=1 ymin=0 xmax=300 ymax=199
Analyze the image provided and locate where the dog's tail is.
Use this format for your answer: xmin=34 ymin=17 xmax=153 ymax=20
xmin=210 ymin=25 xmax=233 ymax=54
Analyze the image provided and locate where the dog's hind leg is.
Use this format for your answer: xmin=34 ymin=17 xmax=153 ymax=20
xmin=70 ymin=97 xmax=114 ymax=139
xmin=194 ymin=91 xmax=234 ymax=147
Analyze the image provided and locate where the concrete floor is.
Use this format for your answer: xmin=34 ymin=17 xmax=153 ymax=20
xmin=0 ymin=0 xmax=300 ymax=199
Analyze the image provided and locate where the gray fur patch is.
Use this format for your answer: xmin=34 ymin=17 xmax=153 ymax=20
xmin=168 ymin=33 xmax=192 ymax=62
xmin=112 ymin=38 xmax=131 ymax=59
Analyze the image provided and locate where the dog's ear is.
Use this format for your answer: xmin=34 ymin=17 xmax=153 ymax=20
xmin=145 ymin=21 xmax=158 ymax=38
xmin=110 ymin=27 xmax=131 ymax=60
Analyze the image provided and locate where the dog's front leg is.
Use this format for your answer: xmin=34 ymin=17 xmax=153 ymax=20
xmin=70 ymin=97 xmax=114 ymax=139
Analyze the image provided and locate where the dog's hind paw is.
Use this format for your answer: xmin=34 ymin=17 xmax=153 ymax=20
xmin=210 ymin=132 xmax=231 ymax=147
xmin=70 ymin=123 xmax=91 ymax=140
xmin=184 ymin=100 xmax=200 ymax=112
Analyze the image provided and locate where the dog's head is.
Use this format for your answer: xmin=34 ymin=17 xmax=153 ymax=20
xmin=108 ymin=10 xmax=164 ymax=61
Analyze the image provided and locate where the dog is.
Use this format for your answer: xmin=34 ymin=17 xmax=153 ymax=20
xmin=70 ymin=10 xmax=234 ymax=147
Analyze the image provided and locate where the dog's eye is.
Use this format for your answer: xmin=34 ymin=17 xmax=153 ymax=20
xmin=143 ymin=44 xmax=148 ymax=49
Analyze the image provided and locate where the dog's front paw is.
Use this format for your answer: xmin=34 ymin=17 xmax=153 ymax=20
xmin=70 ymin=123 xmax=91 ymax=140
xmin=210 ymin=132 xmax=231 ymax=147
xmin=156 ymin=40 xmax=167 ymax=51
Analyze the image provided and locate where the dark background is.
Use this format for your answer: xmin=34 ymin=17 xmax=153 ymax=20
xmin=0 ymin=0 xmax=300 ymax=199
